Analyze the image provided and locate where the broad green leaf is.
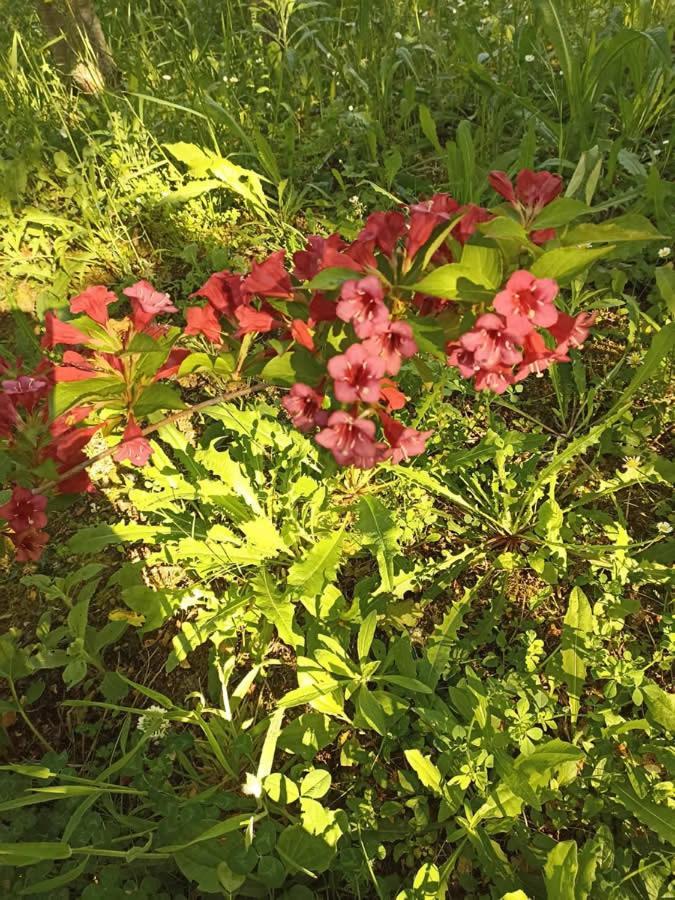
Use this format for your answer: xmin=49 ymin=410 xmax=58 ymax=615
xmin=261 ymin=346 xmax=325 ymax=387
xmin=479 ymin=216 xmax=529 ymax=242
xmin=655 ymin=266 xmax=675 ymax=316
xmin=0 ymin=842 xmax=72 ymax=866
xmin=253 ymin=569 xmax=302 ymax=648
xmin=544 ymin=840 xmax=578 ymax=900
xmin=404 ymin=749 xmax=442 ymax=795
xmin=530 ymin=244 xmax=614 ymax=282
xmin=642 ymin=682 xmax=675 ymax=732
xmin=133 ymin=382 xmax=185 ymax=417
xmin=306 ymin=267 xmax=360 ymax=291
xmin=287 ymin=528 xmax=345 ymax=599
xmin=51 ymin=376 xmax=124 ymax=418
xmin=164 ymin=141 xmax=213 ymax=176
xmin=276 ymin=824 xmax=336 ymax=875
xmin=612 ymin=784 xmax=675 ymax=845
xmin=411 ymin=246 xmax=502 ymax=298
xmin=66 ymin=523 xmax=174 ymax=554
xmin=561 ymin=586 xmax=595 ymax=723
xmin=356 ymin=686 xmax=387 ymax=735
xmin=300 ymin=768 xmax=331 ymax=799
xmin=160 ymin=178 xmax=224 ymax=204
xmin=377 ymin=675 xmax=432 ymax=694
xmin=356 ymin=496 xmax=399 ymax=593
xmin=240 ymin=516 xmax=290 ymax=558
xmin=263 ymin=773 xmax=299 ymax=804
xmin=563 ymin=214 xmax=665 ymax=245
xmin=530 ymin=198 xmax=590 ymax=229
xmin=278 ymin=683 xmax=336 ymax=709
xmin=576 ymin=836 xmax=602 ymax=900
xmin=357 ymin=610 xmax=378 ymax=661
xmin=18 ymin=856 xmax=89 ymax=895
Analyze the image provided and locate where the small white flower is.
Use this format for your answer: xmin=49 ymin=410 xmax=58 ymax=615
xmin=348 ymin=104 xmax=354 ymax=111
xmin=242 ymin=773 xmax=262 ymax=798
xmin=394 ymin=31 xmax=402 ymax=39
xmin=525 ymin=54 xmax=535 ymax=62
xmin=657 ymin=246 xmax=671 ymax=258
xmin=477 ymin=52 xmax=490 ymax=64
xmin=229 ymin=76 xmax=239 ymax=84
xmin=137 ymin=705 xmax=170 ymax=742
xmin=162 ymin=74 xmax=172 ymax=81
xmin=662 ymin=139 xmax=670 ymax=145
xmin=656 ymin=522 xmax=673 ymax=534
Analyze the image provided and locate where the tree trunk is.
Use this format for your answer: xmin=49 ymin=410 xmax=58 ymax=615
xmin=36 ymin=0 xmax=119 ymax=93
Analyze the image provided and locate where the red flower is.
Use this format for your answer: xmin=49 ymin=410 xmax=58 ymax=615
xmin=41 ymin=312 xmax=89 ymax=349
xmin=184 ymin=305 xmax=222 ymax=344
xmin=123 ymin=280 xmax=177 ymax=329
xmin=379 ymin=378 xmax=407 ymax=411
xmin=453 ymin=204 xmax=494 ymax=245
xmin=290 ymin=319 xmax=315 ymax=352
xmin=514 ymin=331 xmax=569 ymax=382
xmin=9 ymin=528 xmax=49 ymax=562
xmin=459 ymin=313 xmax=528 ymax=369
xmin=114 ymin=418 xmax=153 ymax=467
xmin=493 ymin=270 xmax=559 ymax=329
xmin=378 ymin=411 xmax=432 ymax=464
xmin=69 ymin=285 xmax=117 ymax=325
xmin=293 ymin=235 xmax=349 ymax=282
xmin=53 ymin=350 xmax=96 ymax=382
xmin=530 ymin=228 xmax=557 ymax=245
xmin=190 ymin=271 xmax=244 ymax=318
xmin=406 ymin=194 xmax=460 ymax=261
xmin=2 ymin=376 xmax=49 ymax=412
xmin=155 ymin=348 xmax=190 ymax=380
xmin=342 ymin=238 xmax=377 ymax=271
xmin=0 ymin=394 xmax=18 ymax=437
xmin=336 ymin=276 xmax=389 ymax=339
xmin=446 ymin=343 xmax=478 ymax=378
xmin=50 ymin=407 xmax=92 ymax=437
xmin=327 ymin=343 xmax=386 ymax=403
xmin=474 ymin=367 xmax=515 ymax=394
xmin=358 ymin=211 xmax=406 ymax=257
xmin=234 ymin=305 xmax=279 ymax=335
xmin=315 ymin=412 xmax=388 ymax=468
xmin=282 ymin=383 xmax=328 ymax=432
xmin=0 ymin=486 xmax=48 ymax=532
xmin=546 ymin=311 xmax=595 ymax=352
xmin=242 ymin=250 xmax=293 ymax=299
xmin=489 ymin=169 xmax=562 ymax=223
xmin=308 ymin=292 xmax=337 ymax=324
xmin=362 ymin=321 xmax=418 ymax=375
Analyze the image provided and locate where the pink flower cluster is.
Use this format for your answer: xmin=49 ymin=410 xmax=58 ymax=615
xmin=446 ymin=271 xmax=595 ymax=394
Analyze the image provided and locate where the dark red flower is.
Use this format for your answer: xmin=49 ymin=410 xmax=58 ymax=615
xmin=489 ymin=169 xmax=562 ymax=223
xmin=293 ymin=235 xmax=348 ymax=282
xmin=453 ymin=205 xmax=494 ymax=245
xmin=546 ymin=311 xmax=595 ymax=352
xmin=327 ymin=343 xmax=386 ymax=404
xmin=69 ymin=285 xmax=117 ymax=325
xmin=234 ymin=305 xmax=279 ymax=335
xmin=493 ymin=270 xmax=559 ymax=329
xmin=190 ymin=271 xmax=244 ymax=318
xmin=242 ymin=250 xmax=293 ymax=299
xmin=53 ymin=350 xmax=96 ymax=383
xmin=0 ymin=394 xmax=18 ymax=437
xmin=358 ymin=210 xmax=406 ymax=257
xmin=315 ymin=412 xmax=388 ymax=468
xmin=41 ymin=312 xmax=89 ymax=349
xmin=0 ymin=486 xmax=48 ymax=533
xmin=155 ymin=348 xmax=190 ymax=380
xmin=114 ymin=418 xmax=152 ymax=467
xmin=290 ymin=319 xmax=315 ymax=352
xmin=342 ymin=238 xmax=378 ymax=271
xmin=459 ymin=313 xmax=528 ymax=369
xmin=50 ymin=407 xmax=92 ymax=437
xmin=362 ymin=320 xmax=418 ymax=375
xmin=123 ymin=280 xmax=177 ymax=329
xmin=184 ymin=305 xmax=222 ymax=344
xmin=336 ymin=276 xmax=389 ymax=339
xmin=2 ymin=376 xmax=49 ymax=412
xmin=378 ymin=410 xmax=433 ymax=464
xmin=308 ymin=292 xmax=338 ymax=324
xmin=530 ymin=228 xmax=557 ymax=245
xmin=9 ymin=528 xmax=49 ymax=562
xmin=282 ymin=383 xmax=328 ymax=432
xmin=406 ymin=194 xmax=460 ymax=261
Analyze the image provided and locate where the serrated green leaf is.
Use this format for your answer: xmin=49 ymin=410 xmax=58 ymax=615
xmin=356 ymin=496 xmax=399 ymax=593
xmin=612 ymin=784 xmax=675 ymax=845
xmin=253 ymin=569 xmax=302 ymax=648
xmin=287 ymin=528 xmax=345 ymax=599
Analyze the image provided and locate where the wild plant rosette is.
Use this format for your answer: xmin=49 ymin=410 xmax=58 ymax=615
xmin=3 ymin=166 xmax=634 ymax=562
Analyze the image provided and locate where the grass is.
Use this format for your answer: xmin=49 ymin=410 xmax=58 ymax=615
xmin=0 ymin=0 xmax=673 ymax=897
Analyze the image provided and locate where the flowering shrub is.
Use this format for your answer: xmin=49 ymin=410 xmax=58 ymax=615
xmin=2 ymin=167 xmax=635 ymax=562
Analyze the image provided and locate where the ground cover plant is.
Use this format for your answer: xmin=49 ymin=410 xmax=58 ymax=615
xmin=0 ymin=0 xmax=673 ymax=897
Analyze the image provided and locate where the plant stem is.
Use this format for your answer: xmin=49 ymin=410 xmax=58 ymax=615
xmin=8 ymin=677 xmax=56 ymax=755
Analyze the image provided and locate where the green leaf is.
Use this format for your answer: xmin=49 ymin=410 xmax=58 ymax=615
xmin=263 ymin=773 xmax=299 ymax=804
xmin=563 ymin=214 xmax=665 ymax=245
xmin=561 ymin=586 xmax=595 ymax=723
xmin=160 ymin=179 xmax=224 ymax=205
xmin=51 ymin=377 xmax=124 ymax=418
xmin=157 ymin=812 xmax=264 ymax=852
xmin=376 ymin=674 xmax=432 ymax=694
xmin=306 ymin=267 xmax=360 ymax=291
xmin=133 ymin=383 xmax=185 ymax=417
xmin=261 ymin=347 xmax=325 ymax=387
xmin=404 ymin=749 xmax=442 ymax=795
xmin=164 ymin=141 xmax=213 ymax=176
xmin=530 ymin=244 xmax=614 ymax=282
xmin=479 ymin=216 xmax=529 ymax=242
xmin=655 ymin=266 xmax=675 ymax=316
xmin=257 ymin=708 xmax=284 ymax=780
xmin=0 ymin=842 xmax=72 ymax=866
xmin=300 ymin=768 xmax=331 ymax=799
xmin=544 ymin=840 xmax=578 ymax=900
xmin=196 ymin=444 xmax=261 ymax=514
xmin=356 ymin=496 xmax=399 ymax=593
xmin=612 ymin=784 xmax=675 ymax=845
xmin=18 ymin=857 xmax=89 ymax=895
xmin=287 ymin=528 xmax=345 ymax=599
xmin=356 ymin=686 xmax=387 ymax=735
xmin=411 ymin=246 xmax=502 ymax=298
xmin=253 ymin=569 xmax=302 ymax=648
xmin=66 ymin=523 xmax=174 ymax=554
xmin=530 ymin=198 xmax=590 ymax=229
xmin=419 ymin=104 xmax=443 ymax=153
xmin=421 ymin=588 xmax=473 ymax=688
xmin=642 ymin=682 xmax=675 ymax=732
xmin=357 ymin=610 xmax=377 ymax=661
xmin=276 ymin=824 xmax=336 ymax=876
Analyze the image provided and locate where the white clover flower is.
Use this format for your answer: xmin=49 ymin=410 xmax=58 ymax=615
xmin=657 ymin=246 xmax=671 ymax=258
xmin=348 ymin=104 xmax=354 ymax=111
xmin=161 ymin=74 xmax=172 ymax=81
xmin=242 ymin=773 xmax=262 ymax=798
xmin=525 ymin=54 xmax=535 ymax=62
xmin=229 ymin=76 xmax=239 ymax=84
xmin=137 ymin=705 xmax=170 ymax=742
xmin=394 ymin=31 xmax=402 ymax=39
xmin=477 ymin=52 xmax=490 ymax=64
xmin=656 ymin=522 xmax=673 ymax=534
